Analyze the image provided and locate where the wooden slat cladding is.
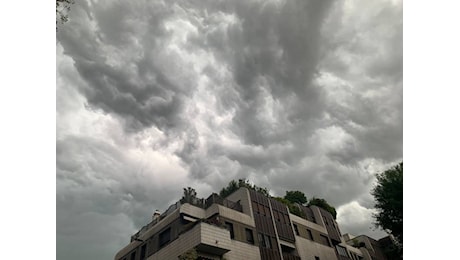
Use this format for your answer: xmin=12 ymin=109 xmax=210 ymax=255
xmin=269 ymin=198 xmax=296 ymax=243
xmin=282 ymin=252 xmax=302 ymax=260
xmin=260 ymin=247 xmax=282 ymax=260
xmin=248 ymin=190 xmax=282 ymax=260
xmin=299 ymin=205 xmax=317 ymax=223
xmin=318 ymin=208 xmax=342 ymax=243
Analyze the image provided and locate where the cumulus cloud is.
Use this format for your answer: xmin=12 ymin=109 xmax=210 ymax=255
xmin=337 ymin=201 xmax=387 ymax=239
xmin=57 ymin=0 xmax=402 ymax=259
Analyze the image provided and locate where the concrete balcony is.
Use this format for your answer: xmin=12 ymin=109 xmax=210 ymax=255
xmin=150 ymin=222 xmax=232 ymax=260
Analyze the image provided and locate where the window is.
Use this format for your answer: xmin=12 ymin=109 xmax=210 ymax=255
xmin=264 ymin=235 xmax=272 ymax=249
xmin=130 ymin=251 xmax=136 ymax=260
xmin=225 ymin=222 xmax=235 ymax=239
xmin=306 ymin=229 xmax=313 ymax=240
xmin=258 ymin=233 xmax=265 ymax=247
xmin=320 ymin=234 xmax=331 ymax=247
xmin=258 ymin=233 xmax=272 ymax=248
xmin=159 ymin=228 xmax=171 ymax=248
xmin=336 ymin=245 xmax=348 ymax=257
xmin=140 ymin=244 xmax=146 ymax=259
xmin=293 ymin=224 xmax=299 ymax=235
xmin=245 ymin=228 xmax=254 ymax=244
xmin=315 ymin=257 xmax=320 ymax=260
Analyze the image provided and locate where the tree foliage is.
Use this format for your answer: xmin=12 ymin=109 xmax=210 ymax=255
xmin=381 ymin=240 xmax=402 ymax=260
xmin=219 ymin=179 xmax=270 ymax=198
xmin=274 ymin=197 xmax=305 ymax=218
xmin=180 ymin=187 xmax=203 ymax=207
xmin=371 ymin=162 xmax=403 ymax=244
xmin=284 ymin=190 xmax=308 ymax=205
xmin=308 ymin=197 xmax=337 ymax=219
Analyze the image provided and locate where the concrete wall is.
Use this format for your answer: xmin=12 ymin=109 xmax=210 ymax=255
xmin=290 ymin=214 xmax=327 ymax=234
xmin=216 ymin=204 xmax=255 ymax=227
xmin=344 ymin=242 xmax=364 ymax=256
xmin=311 ymin=206 xmax=325 ymax=228
xmin=295 ymin=236 xmax=338 ymax=260
xmin=223 ymin=239 xmax=261 ymax=260
xmin=180 ymin=203 xmax=206 ymax=219
xmin=226 ymin=187 xmax=254 ymax=218
xmin=148 ymin=222 xmax=231 ymax=260
xmin=115 ymin=208 xmax=182 ymax=260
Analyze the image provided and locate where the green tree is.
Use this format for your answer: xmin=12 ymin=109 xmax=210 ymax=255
xmin=371 ymin=162 xmax=403 ymax=244
xmin=219 ymin=179 xmax=270 ymax=198
xmin=180 ymin=187 xmax=203 ymax=206
xmin=219 ymin=180 xmax=240 ymax=198
xmin=274 ymin=197 xmax=306 ymax=218
xmin=308 ymin=197 xmax=337 ymax=219
xmin=284 ymin=190 xmax=308 ymax=205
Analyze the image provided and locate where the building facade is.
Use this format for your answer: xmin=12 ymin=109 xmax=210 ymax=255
xmin=115 ymin=187 xmax=389 ymax=260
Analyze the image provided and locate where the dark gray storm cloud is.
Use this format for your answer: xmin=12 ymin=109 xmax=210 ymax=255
xmin=57 ymin=0 xmax=402 ymax=259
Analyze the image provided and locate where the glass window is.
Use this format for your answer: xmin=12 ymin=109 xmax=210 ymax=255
xmin=258 ymin=233 xmax=265 ymax=247
xmin=320 ymin=234 xmax=331 ymax=247
xmin=293 ymin=224 xmax=299 ymax=235
xmin=264 ymin=235 xmax=272 ymax=249
xmin=245 ymin=228 xmax=254 ymax=244
xmin=258 ymin=233 xmax=272 ymax=249
xmin=159 ymin=228 xmax=171 ymax=248
xmin=140 ymin=244 xmax=146 ymax=259
xmin=225 ymin=222 xmax=235 ymax=239
xmin=306 ymin=229 xmax=313 ymax=240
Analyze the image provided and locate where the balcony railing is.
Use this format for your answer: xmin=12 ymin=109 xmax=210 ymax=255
xmin=130 ymin=194 xmax=242 ymax=242
xmin=131 ymin=201 xmax=181 ymax=242
xmin=204 ymin=193 xmax=243 ymax=212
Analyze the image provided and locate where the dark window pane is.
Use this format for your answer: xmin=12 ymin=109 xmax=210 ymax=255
xmin=306 ymin=229 xmax=313 ymax=240
xmin=264 ymin=235 xmax=272 ymax=249
xmin=258 ymin=233 xmax=265 ymax=247
xmin=245 ymin=228 xmax=254 ymax=244
xmin=159 ymin=228 xmax=171 ymax=248
xmin=320 ymin=234 xmax=331 ymax=247
xmin=293 ymin=224 xmax=299 ymax=235
xmin=225 ymin=222 xmax=235 ymax=239
xmin=140 ymin=244 xmax=146 ymax=259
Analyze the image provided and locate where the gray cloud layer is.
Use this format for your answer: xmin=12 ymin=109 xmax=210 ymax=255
xmin=57 ymin=0 xmax=402 ymax=259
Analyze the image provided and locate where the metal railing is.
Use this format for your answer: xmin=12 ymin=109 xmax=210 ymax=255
xmin=204 ymin=193 xmax=243 ymax=212
xmin=130 ymin=194 xmax=242 ymax=242
xmin=131 ymin=201 xmax=181 ymax=242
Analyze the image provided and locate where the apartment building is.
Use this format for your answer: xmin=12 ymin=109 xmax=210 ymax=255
xmin=114 ymin=187 xmax=388 ymax=260
xmin=343 ymin=234 xmax=390 ymax=260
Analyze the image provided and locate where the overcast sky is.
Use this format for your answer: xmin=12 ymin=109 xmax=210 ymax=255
xmin=56 ymin=0 xmax=402 ymax=259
